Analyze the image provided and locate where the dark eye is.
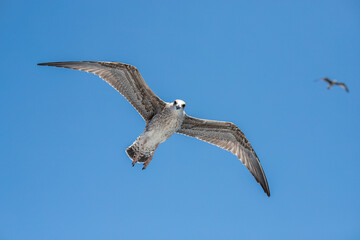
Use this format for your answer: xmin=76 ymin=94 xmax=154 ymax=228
xmin=174 ymin=101 xmax=177 ymax=105
xmin=182 ymin=104 xmax=185 ymax=108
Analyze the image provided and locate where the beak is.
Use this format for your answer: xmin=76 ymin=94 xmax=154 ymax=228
xmin=176 ymin=105 xmax=181 ymax=110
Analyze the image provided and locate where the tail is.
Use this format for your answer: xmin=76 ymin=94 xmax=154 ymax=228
xmin=126 ymin=142 xmax=151 ymax=163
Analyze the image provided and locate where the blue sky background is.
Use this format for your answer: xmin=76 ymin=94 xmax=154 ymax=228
xmin=1 ymin=0 xmax=360 ymax=239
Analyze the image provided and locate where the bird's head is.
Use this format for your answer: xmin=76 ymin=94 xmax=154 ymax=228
xmin=172 ymin=99 xmax=186 ymax=111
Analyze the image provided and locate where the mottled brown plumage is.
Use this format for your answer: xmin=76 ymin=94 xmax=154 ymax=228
xmin=38 ymin=61 xmax=165 ymax=122
xmin=177 ymin=115 xmax=270 ymax=196
xmin=38 ymin=61 xmax=270 ymax=196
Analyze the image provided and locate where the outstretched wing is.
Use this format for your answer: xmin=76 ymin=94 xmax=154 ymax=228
xmin=335 ymin=82 xmax=349 ymax=92
xmin=177 ymin=115 xmax=270 ymax=196
xmin=38 ymin=61 xmax=166 ymax=122
xmin=320 ymin=78 xmax=332 ymax=84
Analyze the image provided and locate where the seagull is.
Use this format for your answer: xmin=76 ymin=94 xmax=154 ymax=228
xmin=319 ymin=77 xmax=349 ymax=92
xmin=38 ymin=61 xmax=270 ymax=196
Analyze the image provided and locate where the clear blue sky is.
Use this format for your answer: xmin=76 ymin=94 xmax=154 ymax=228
xmin=1 ymin=0 xmax=359 ymax=239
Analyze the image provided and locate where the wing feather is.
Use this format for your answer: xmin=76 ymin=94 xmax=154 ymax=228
xmin=177 ymin=114 xmax=270 ymax=196
xmin=320 ymin=78 xmax=332 ymax=84
xmin=335 ymin=82 xmax=349 ymax=92
xmin=38 ymin=61 xmax=166 ymax=122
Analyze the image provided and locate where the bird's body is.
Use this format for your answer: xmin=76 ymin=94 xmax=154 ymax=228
xmin=38 ymin=61 xmax=270 ymax=196
xmin=320 ymin=77 xmax=349 ymax=92
xmin=127 ymin=100 xmax=185 ymax=168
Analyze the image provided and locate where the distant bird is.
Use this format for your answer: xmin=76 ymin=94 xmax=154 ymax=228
xmin=38 ymin=61 xmax=270 ymax=196
xmin=319 ymin=77 xmax=349 ymax=92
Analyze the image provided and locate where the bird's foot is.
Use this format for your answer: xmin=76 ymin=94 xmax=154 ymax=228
xmin=142 ymin=154 xmax=154 ymax=170
xmin=141 ymin=144 xmax=158 ymax=170
xmin=132 ymin=153 xmax=140 ymax=167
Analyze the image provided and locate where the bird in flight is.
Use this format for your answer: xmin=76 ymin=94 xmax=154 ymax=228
xmin=319 ymin=77 xmax=349 ymax=92
xmin=38 ymin=61 xmax=270 ymax=196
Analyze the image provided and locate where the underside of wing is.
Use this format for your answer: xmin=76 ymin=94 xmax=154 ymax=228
xmin=177 ymin=114 xmax=270 ymax=196
xmin=336 ymin=82 xmax=349 ymax=92
xmin=38 ymin=61 xmax=166 ymax=122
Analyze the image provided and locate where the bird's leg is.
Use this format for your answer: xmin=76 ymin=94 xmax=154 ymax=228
xmin=132 ymin=138 xmax=147 ymax=167
xmin=141 ymin=154 xmax=153 ymax=170
xmin=142 ymin=144 xmax=159 ymax=170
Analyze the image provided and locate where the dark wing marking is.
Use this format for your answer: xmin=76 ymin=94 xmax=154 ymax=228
xmin=335 ymin=82 xmax=349 ymax=92
xmin=177 ymin=114 xmax=270 ymax=196
xmin=38 ymin=61 xmax=166 ymax=122
xmin=320 ymin=78 xmax=332 ymax=84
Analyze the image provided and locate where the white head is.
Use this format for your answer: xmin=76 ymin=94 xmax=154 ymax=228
xmin=172 ymin=99 xmax=186 ymax=111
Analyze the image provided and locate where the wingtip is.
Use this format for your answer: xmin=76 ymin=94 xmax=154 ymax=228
xmin=266 ymin=190 xmax=270 ymax=197
xmin=37 ymin=62 xmax=69 ymax=66
xmin=260 ymin=175 xmax=270 ymax=197
xmin=262 ymin=184 xmax=270 ymax=197
xmin=258 ymin=169 xmax=270 ymax=197
xmin=37 ymin=62 xmax=53 ymax=66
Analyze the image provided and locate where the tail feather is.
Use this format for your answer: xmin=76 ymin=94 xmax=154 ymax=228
xmin=126 ymin=142 xmax=151 ymax=163
xmin=126 ymin=144 xmax=137 ymax=160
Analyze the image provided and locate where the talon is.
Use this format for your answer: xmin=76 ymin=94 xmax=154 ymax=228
xmin=142 ymin=160 xmax=150 ymax=170
xmin=142 ymin=162 xmax=150 ymax=170
xmin=132 ymin=153 xmax=139 ymax=167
